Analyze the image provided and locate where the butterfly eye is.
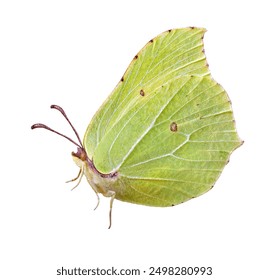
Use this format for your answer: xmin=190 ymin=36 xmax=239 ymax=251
xmin=72 ymin=148 xmax=87 ymax=161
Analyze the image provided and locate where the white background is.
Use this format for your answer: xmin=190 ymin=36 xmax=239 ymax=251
xmin=1 ymin=0 xmax=268 ymax=279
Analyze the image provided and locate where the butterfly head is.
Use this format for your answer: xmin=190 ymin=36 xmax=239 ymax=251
xmin=71 ymin=146 xmax=89 ymax=169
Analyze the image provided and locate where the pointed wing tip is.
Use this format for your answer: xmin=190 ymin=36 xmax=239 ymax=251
xmin=239 ymin=139 xmax=244 ymax=147
xmin=232 ymin=137 xmax=244 ymax=153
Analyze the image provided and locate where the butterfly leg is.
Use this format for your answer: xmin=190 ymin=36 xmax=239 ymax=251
xmin=66 ymin=168 xmax=82 ymax=183
xmin=67 ymin=167 xmax=84 ymax=191
xmin=107 ymin=191 xmax=116 ymax=229
xmin=92 ymin=189 xmax=100 ymax=211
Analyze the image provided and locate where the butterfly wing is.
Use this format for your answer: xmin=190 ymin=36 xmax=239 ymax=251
xmin=83 ymin=28 xmax=242 ymax=206
xmin=84 ymin=28 xmax=210 ymax=163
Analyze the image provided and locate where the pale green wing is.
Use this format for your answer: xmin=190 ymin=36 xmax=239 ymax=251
xmin=100 ymin=76 xmax=242 ymax=206
xmin=84 ymin=28 xmax=210 ymax=160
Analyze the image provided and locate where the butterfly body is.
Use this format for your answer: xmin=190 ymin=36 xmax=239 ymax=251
xmin=32 ymin=28 xmax=242 ymax=227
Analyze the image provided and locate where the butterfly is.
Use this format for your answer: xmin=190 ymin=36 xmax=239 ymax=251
xmin=32 ymin=27 xmax=243 ymax=228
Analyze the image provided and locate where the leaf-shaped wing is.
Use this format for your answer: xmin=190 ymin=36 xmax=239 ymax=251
xmin=95 ymin=76 xmax=242 ymax=206
xmin=84 ymin=28 xmax=209 ymax=160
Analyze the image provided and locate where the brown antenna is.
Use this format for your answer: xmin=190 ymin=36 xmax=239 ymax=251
xmin=31 ymin=105 xmax=83 ymax=148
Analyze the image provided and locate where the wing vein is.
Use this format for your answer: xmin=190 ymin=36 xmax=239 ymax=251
xmin=114 ymin=78 xmax=191 ymax=170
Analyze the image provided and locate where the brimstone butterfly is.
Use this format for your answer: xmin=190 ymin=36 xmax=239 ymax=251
xmin=32 ymin=28 xmax=242 ymax=228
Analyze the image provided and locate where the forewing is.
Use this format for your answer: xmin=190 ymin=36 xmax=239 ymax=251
xmin=84 ymin=28 xmax=209 ymax=160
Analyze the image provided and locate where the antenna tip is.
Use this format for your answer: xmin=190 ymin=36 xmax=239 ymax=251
xmin=31 ymin=123 xmax=47 ymax=130
xmin=51 ymin=104 xmax=62 ymax=110
xmin=31 ymin=124 xmax=38 ymax=129
xmin=50 ymin=105 xmax=66 ymax=115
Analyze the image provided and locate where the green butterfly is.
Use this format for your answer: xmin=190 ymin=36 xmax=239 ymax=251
xmin=32 ymin=27 xmax=242 ymax=228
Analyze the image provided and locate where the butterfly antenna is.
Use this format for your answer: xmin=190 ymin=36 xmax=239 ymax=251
xmin=31 ymin=105 xmax=83 ymax=148
xmin=50 ymin=105 xmax=83 ymax=147
xmin=31 ymin=123 xmax=81 ymax=148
